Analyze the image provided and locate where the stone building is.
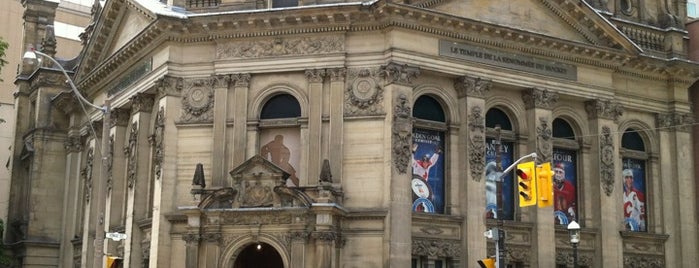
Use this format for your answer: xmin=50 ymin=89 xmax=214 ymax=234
xmin=6 ymin=0 xmax=699 ymax=267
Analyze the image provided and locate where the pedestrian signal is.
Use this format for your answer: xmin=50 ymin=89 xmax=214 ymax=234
xmin=537 ymin=162 xmax=553 ymax=208
xmin=477 ymin=257 xmax=496 ymax=268
xmin=516 ymin=161 xmax=537 ymax=207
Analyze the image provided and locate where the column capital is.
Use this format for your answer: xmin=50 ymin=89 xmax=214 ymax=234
xmin=231 ymin=73 xmax=251 ymax=87
xmin=585 ymin=99 xmax=624 ymax=122
xmin=381 ymin=62 xmax=420 ymax=86
xmin=328 ymin=68 xmax=346 ymax=82
xmin=130 ymin=93 xmax=155 ymax=114
xmin=155 ymin=75 xmax=182 ymax=98
xmin=522 ymin=88 xmax=558 ymax=110
xmin=656 ymin=112 xmax=694 ymax=133
xmin=110 ymin=108 xmax=131 ymax=127
xmin=305 ymin=69 xmax=326 ymax=83
xmin=454 ymin=75 xmax=491 ymax=98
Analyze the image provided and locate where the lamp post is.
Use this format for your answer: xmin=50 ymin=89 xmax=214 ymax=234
xmin=24 ymin=49 xmax=111 ymax=268
xmin=567 ymin=220 xmax=580 ymax=268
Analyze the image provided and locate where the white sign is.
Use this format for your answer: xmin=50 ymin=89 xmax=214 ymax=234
xmin=106 ymin=232 xmax=127 ymax=241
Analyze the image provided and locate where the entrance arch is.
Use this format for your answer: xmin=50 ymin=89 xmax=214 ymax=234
xmin=233 ymin=242 xmax=284 ymax=268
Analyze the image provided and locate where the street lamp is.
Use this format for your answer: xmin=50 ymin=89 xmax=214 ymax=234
xmin=567 ymin=220 xmax=580 ymax=268
xmin=24 ymin=48 xmax=111 ymax=268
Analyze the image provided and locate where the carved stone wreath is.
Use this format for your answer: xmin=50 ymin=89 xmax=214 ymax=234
xmin=180 ymin=78 xmax=215 ymax=123
xmin=345 ymin=68 xmax=384 ymax=116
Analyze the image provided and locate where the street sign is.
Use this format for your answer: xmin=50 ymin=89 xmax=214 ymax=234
xmin=106 ymin=232 xmax=127 ymax=241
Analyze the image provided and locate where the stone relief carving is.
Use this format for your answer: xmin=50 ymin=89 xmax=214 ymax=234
xmin=131 ymin=94 xmax=154 ymax=114
xmin=392 ymin=94 xmax=412 ymax=174
xmin=623 ymin=254 xmax=664 ymax=268
xmin=81 ymin=147 xmax=95 ymax=202
xmin=522 ymin=88 xmax=558 ymax=110
xmin=656 ymin=112 xmax=694 ymax=133
xmin=507 ymin=246 xmax=532 ymax=263
xmin=305 ymin=69 xmax=326 ymax=83
xmin=124 ymin=121 xmax=139 ymax=189
xmin=155 ymin=75 xmax=183 ymax=98
xmin=411 ymin=238 xmax=461 ymax=258
xmin=214 ymin=74 xmax=231 ymax=89
xmin=312 ymin=231 xmax=337 ymax=241
xmin=241 ymin=180 xmax=274 ymax=207
xmin=151 ymin=107 xmax=165 ymax=180
xmin=468 ymin=106 xmax=486 ymax=181
xmin=182 ymin=233 xmax=201 ymax=244
xmin=106 ymin=134 xmax=114 ymax=191
xmin=600 ymin=126 xmax=615 ymax=196
xmin=454 ymin=75 xmax=491 ymax=98
xmin=380 ymin=63 xmax=420 ymax=86
xmin=216 ymin=36 xmax=345 ymax=59
xmin=221 ymin=213 xmax=293 ymax=225
xmin=345 ymin=68 xmax=384 ymax=116
xmin=110 ymin=108 xmax=130 ymax=127
xmin=231 ymin=73 xmax=251 ymax=87
xmin=64 ymin=136 xmax=84 ymax=153
xmin=180 ymin=77 xmax=215 ymax=123
xmin=585 ymin=99 xmax=623 ymax=122
xmin=536 ymin=117 xmax=552 ymax=163
xmin=328 ymin=68 xmax=346 ymax=82
xmin=555 ymin=250 xmax=593 ymax=267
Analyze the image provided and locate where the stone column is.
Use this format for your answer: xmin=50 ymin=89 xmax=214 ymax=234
xmin=60 ymin=133 xmax=84 ymax=268
xmin=521 ymin=88 xmax=557 ymax=268
xmin=124 ymin=93 xmax=154 ymax=268
xmin=327 ymin=68 xmax=346 ymax=184
xmin=383 ymin=63 xmax=420 ymax=267
xmin=230 ymin=74 xmax=251 ymax=168
xmin=212 ymin=75 xmax=231 ymax=187
xmin=455 ymin=75 xmax=490 ymax=264
xmin=148 ymin=76 xmax=182 ymax=268
xmin=656 ymin=112 xmax=698 ymax=267
xmin=203 ymin=233 xmax=222 ymax=267
xmin=584 ymin=99 xmax=623 ymax=268
xmin=306 ymin=69 xmax=325 ymax=185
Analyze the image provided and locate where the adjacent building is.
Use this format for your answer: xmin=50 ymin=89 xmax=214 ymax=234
xmin=6 ymin=0 xmax=699 ymax=267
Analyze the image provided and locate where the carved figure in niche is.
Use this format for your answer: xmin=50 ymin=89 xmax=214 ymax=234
xmin=260 ymin=134 xmax=299 ymax=186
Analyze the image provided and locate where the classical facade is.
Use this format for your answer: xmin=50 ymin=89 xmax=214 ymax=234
xmin=6 ymin=0 xmax=699 ymax=267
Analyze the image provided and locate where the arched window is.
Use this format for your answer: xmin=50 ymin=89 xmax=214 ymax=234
xmin=258 ymin=93 xmax=302 ymax=187
xmin=621 ymin=129 xmax=648 ymax=232
xmin=485 ymin=107 xmax=515 ymax=220
xmin=552 ymin=118 xmax=579 ymax=225
xmin=411 ymin=95 xmax=446 ymax=214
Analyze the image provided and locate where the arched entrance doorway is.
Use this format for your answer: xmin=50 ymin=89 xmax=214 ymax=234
xmin=233 ymin=242 xmax=284 ymax=268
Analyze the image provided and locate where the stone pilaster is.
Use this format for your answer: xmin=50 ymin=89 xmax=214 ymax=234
xmin=584 ymin=99 xmax=623 ymax=268
xmin=148 ymin=78 xmax=182 ymax=267
xmin=328 ymin=68 xmax=346 ymax=184
xmin=213 ymin=74 xmax=230 ymax=187
xmin=290 ymin=230 xmax=309 ymax=267
xmin=230 ymin=73 xmax=250 ymax=169
xmin=521 ymin=88 xmax=558 ymax=268
xmin=313 ymin=231 xmax=336 ymax=268
xmin=455 ymin=75 xmax=490 ymax=264
xmin=124 ymin=93 xmax=154 ymax=268
xmin=306 ymin=69 xmax=325 ymax=186
xmin=105 ymin=107 xmax=130 ymax=259
xmin=656 ymin=112 xmax=697 ymax=267
xmin=183 ymin=233 xmax=200 ymax=268
xmin=382 ymin=62 xmax=420 ymax=267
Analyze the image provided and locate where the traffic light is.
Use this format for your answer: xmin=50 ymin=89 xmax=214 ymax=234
xmin=537 ymin=162 xmax=553 ymax=208
xmin=516 ymin=161 xmax=537 ymax=207
xmin=477 ymin=257 xmax=496 ymax=268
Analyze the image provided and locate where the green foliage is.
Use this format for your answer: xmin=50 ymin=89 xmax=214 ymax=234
xmin=0 ymin=36 xmax=7 ymax=82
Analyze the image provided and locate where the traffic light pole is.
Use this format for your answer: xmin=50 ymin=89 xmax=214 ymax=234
xmin=494 ymin=150 xmax=537 ymax=268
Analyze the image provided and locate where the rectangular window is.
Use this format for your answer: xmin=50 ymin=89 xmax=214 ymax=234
xmin=689 ymin=0 xmax=698 ymax=17
xmin=272 ymin=0 xmax=298 ymax=8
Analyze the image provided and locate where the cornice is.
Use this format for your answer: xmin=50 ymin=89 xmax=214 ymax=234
xmin=76 ymin=0 xmax=699 ymax=96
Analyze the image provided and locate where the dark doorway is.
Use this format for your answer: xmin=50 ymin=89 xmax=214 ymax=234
xmin=233 ymin=242 xmax=284 ymax=268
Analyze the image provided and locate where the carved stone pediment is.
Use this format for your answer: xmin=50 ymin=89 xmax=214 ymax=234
xmin=217 ymin=155 xmax=312 ymax=209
